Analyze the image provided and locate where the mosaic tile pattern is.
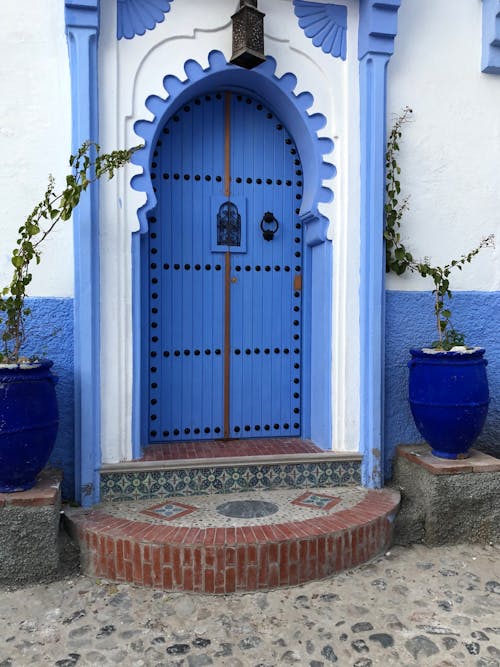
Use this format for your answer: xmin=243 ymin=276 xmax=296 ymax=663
xmin=96 ymin=487 xmax=365 ymax=528
xmin=140 ymin=501 xmax=197 ymax=521
xmin=291 ymin=491 xmax=341 ymax=511
xmin=100 ymin=460 xmax=362 ymax=502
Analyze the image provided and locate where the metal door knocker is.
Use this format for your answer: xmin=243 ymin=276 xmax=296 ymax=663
xmin=260 ymin=211 xmax=279 ymax=241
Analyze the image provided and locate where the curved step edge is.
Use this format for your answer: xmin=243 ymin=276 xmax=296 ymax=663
xmin=65 ymin=488 xmax=400 ymax=594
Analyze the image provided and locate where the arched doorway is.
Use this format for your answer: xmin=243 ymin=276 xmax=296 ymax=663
xmin=142 ymin=90 xmax=304 ymax=443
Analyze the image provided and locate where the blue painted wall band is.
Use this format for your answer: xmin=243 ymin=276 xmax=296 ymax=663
xmin=385 ymin=291 xmax=500 ymax=475
xmin=22 ymin=298 xmax=75 ymax=500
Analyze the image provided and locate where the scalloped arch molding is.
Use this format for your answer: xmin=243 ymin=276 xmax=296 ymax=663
xmin=131 ymin=51 xmax=335 ymax=247
xmin=130 ymin=51 xmax=335 ymax=461
xmin=117 ymin=0 xmax=174 ymax=39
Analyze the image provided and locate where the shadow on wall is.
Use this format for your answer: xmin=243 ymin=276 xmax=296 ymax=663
xmin=384 ymin=291 xmax=500 ymax=479
xmin=23 ymin=298 xmax=74 ymax=499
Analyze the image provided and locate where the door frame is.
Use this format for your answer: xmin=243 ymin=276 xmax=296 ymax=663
xmin=142 ymin=90 xmax=307 ymax=442
xmin=131 ymin=51 xmax=335 ymax=456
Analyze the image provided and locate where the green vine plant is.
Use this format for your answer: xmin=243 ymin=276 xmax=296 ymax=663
xmin=0 ymin=141 xmax=136 ymax=364
xmin=385 ymin=107 xmax=495 ymax=351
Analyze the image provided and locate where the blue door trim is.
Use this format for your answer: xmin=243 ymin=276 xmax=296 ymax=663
xmin=358 ymin=0 xmax=401 ymax=487
xmin=131 ymin=51 xmax=335 ymax=458
xmin=65 ymin=0 xmax=101 ymax=506
xmin=62 ymin=2 xmax=404 ymax=494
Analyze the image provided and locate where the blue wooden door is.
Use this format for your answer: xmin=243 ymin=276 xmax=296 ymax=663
xmin=145 ymin=91 xmax=303 ymax=442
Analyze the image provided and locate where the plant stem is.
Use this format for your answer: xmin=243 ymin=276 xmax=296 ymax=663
xmin=0 ymin=141 xmax=136 ymax=363
xmin=385 ymin=109 xmax=495 ymax=350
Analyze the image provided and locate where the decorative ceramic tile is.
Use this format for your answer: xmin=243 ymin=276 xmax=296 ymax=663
xmin=140 ymin=500 xmax=198 ymax=521
xmin=291 ymin=491 xmax=341 ymax=511
xmin=98 ymin=487 xmax=365 ymax=528
xmin=100 ymin=460 xmax=362 ymax=502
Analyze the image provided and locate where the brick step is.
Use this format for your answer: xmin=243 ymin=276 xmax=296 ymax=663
xmin=65 ymin=486 xmax=400 ymax=594
xmin=141 ymin=437 xmax=326 ymax=461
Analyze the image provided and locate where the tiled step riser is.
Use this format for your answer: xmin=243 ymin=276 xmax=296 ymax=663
xmin=67 ymin=491 xmax=399 ymax=594
xmin=100 ymin=460 xmax=362 ymax=502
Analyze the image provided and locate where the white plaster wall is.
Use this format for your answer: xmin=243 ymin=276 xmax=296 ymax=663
xmin=0 ymin=3 xmax=72 ymax=297
xmin=387 ymin=0 xmax=500 ymax=292
xmin=98 ymin=0 xmax=361 ymax=461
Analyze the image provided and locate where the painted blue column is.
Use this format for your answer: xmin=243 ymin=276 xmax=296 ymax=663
xmin=65 ymin=0 xmax=101 ymax=506
xmin=358 ymin=0 xmax=400 ymax=488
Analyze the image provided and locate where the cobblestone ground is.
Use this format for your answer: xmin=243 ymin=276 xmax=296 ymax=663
xmin=0 ymin=537 xmax=499 ymax=667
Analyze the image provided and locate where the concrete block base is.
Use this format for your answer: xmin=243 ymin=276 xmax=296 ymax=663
xmin=0 ymin=468 xmax=62 ymax=586
xmin=392 ymin=445 xmax=500 ymax=546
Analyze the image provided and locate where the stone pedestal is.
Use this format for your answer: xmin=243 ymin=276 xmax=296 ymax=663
xmin=0 ymin=468 xmax=62 ymax=585
xmin=392 ymin=445 xmax=500 ymax=546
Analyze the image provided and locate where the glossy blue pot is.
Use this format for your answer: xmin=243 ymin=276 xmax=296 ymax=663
xmin=408 ymin=348 xmax=489 ymax=459
xmin=0 ymin=360 xmax=59 ymax=492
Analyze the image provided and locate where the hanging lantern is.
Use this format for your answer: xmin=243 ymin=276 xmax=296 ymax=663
xmin=230 ymin=0 xmax=266 ymax=70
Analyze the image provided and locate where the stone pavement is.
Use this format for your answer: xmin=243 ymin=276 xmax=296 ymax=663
xmin=0 ymin=537 xmax=499 ymax=667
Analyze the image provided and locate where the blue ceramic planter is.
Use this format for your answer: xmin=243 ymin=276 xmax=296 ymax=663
xmin=408 ymin=348 xmax=489 ymax=459
xmin=0 ymin=360 xmax=59 ymax=492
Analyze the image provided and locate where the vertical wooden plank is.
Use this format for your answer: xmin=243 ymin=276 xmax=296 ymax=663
xmin=208 ymin=95 xmax=225 ymax=438
xmin=223 ymin=92 xmax=232 ymax=439
xmin=223 ymin=249 xmax=231 ymax=439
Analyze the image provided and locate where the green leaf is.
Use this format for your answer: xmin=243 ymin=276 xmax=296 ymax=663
xmin=27 ymin=223 xmax=40 ymax=235
xmin=1 ymin=139 xmax=134 ymax=362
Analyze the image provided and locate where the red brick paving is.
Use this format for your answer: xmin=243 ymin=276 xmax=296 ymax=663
xmin=141 ymin=438 xmax=325 ymax=461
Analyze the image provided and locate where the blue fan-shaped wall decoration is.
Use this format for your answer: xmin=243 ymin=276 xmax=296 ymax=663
xmin=117 ymin=0 xmax=174 ymax=40
xmin=293 ymin=0 xmax=347 ymax=61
